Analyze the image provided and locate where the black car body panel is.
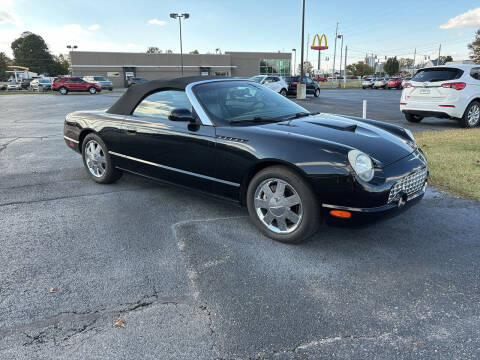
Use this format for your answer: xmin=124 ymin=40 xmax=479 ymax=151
xmin=64 ymin=77 xmax=427 ymax=221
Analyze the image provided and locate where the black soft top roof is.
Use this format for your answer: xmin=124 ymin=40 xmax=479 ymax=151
xmin=107 ymin=76 xmax=220 ymax=115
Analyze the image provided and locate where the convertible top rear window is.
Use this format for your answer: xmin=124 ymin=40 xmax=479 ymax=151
xmin=412 ymin=68 xmax=463 ymax=82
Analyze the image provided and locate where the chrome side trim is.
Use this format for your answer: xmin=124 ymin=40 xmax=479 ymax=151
xmin=109 ymin=151 xmax=240 ymax=187
xmin=64 ymin=136 xmax=79 ymax=144
xmin=185 ymin=79 xmax=253 ymax=127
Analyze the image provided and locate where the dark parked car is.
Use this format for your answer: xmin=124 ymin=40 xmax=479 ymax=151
xmin=20 ymin=78 xmax=32 ymax=90
xmin=52 ymin=77 xmax=101 ymax=95
xmin=64 ymin=77 xmax=428 ymax=243
xmin=0 ymin=84 xmax=6 ymax=91
xmin=284 ymin=76 xmax=321 ymax=97
xmin=127 ymin=77 xmax=148 ymax=87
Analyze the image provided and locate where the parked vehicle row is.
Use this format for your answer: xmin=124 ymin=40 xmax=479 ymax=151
xmin=363 ymin=76 xmax=409 ymax=90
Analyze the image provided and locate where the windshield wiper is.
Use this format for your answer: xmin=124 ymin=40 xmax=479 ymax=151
xmin=284 ymin=111 xmax=320 ymax=120
xmin=230 ymin=116 xmax=281 ymax=124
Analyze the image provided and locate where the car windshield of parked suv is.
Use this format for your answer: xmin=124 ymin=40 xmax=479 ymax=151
xmin=39 ymin=79 xmax=50 ymax=84
xmin=93 ymin=76 xmax=107 ymax=81
xmin=193 ymin=80 xmax=307 ymax=126
xmin=412 ymin=67 xmax=463 ymax=82
xmin=249 ymin=76 xmax=265 ymax=83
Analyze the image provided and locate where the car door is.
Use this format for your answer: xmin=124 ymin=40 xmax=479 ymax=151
xmin=305 ymin=77 xmax=314 ymax=93
xmin=262 ymin=76 xmax=276 ymax=92
xmin=117 ymin=89 xmax=216 ymax=192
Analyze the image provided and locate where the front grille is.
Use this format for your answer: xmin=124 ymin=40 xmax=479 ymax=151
xmin=388 ymin=168 xmax=428 ymax=203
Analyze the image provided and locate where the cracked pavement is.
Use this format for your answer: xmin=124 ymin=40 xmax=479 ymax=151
xmin=0 ymin=93 xmax=479 ymax=359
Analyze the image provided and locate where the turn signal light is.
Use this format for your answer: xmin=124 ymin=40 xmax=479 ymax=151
xmin=441 ymin=82 xmax=466 ymax=90
xmin=330 ymin=210 xmax=352 ymax=218
xmin=293 ymin=82 xmax=299 ymax=86
xmin=403 ymin=83 xmax=412 ymax=88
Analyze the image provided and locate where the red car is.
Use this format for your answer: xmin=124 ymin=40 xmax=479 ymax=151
xmin=313 ymin=76 xmax=328 ymax=82
xmin=386 ymin=77 xmax=403 ymax=90
xmin=52 ymin=77 xmax=101 ymax=95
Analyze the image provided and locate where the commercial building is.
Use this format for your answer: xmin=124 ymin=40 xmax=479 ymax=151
xmin=70 ymin=51 xmax=291 ymax=88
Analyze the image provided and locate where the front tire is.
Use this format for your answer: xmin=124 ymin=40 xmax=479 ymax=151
xmin=88 ymin=87 xmax=97 ymax=94
xmin=405 ymin=113 xmax=423 ymax=123
xmin=246 ymin=166 xmax=320 ymax=244
xmin=81 ymin=133 xmax=122 ymax=184
xmin=314 ymin=88 xmax=320 ymax=97
xmin=59 ymin=87 xmax=68 ymax=95
xmin=460 ymin=101 xmax=480 ymax=128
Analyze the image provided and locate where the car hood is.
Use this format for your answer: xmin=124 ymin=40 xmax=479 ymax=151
xmin=256 ymin=113 xmax=414 ymax=166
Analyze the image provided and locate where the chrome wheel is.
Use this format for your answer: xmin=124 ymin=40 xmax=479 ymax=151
xmin=467 ymin=104 xmax=480 ymax=126
xmin=254 ymin=178 xmax=303 ymax=234
xmin=89 ymin=87 xmax=97 ymax=94
xmin=84 ymin=140 xmax=106 ymax=177
xmin=59 ymin=87 xmax=67 ymax=95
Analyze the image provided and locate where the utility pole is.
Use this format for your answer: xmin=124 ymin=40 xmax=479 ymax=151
xmin=338 ymin=35 xmax=344 ymax=88
xmin=297 ymin=0 xmax=306 ymax=99
xmin=438 ymin=44 xmax=441 ymax=65
xmin=317 ymin=50 xmax=321 ymax=75
xmin=332 ymin=21 xmax=339 ymax=86
xmin=344 ymin=45 xmax=347 ymax=88
xmin=412 ymin=48 xmax=416 ymax=76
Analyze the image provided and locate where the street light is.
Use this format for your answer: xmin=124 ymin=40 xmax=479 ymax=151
xmin=170 ymin=13 xmax=189 ymax=77
xmin=337 ymin=35 xmax=343 ymax=87
xmin=292 ymin=48 xmax=296 ymax=75
xmin=66 ymin=45 xmax=78 ymax=75
xmin=297 ymin=0 xmax=306 ymax=99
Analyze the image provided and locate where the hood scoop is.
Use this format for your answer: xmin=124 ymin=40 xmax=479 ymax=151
xmin=307 ymin=119 xmax=357 ymax=132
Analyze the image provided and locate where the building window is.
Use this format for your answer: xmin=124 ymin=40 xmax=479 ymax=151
xmin=260 ymin=59 xmax=291 ymax=76
xmin=214 ymin=71 xmax=229 ymax=76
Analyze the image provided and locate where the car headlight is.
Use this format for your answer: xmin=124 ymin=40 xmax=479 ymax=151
xmin=404 ymin=128 xmax=415 ymax=142
xmin=348 ymin=150 xmax=375 ymax=182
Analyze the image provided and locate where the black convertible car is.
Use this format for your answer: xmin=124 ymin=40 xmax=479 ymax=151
xmin=64 ymin=77 xmax=428 ymax=243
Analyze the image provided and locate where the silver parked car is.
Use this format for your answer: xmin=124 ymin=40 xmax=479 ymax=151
xmin=83 ymin=76 xmax=113 ymax=91
xmin=373 ymin=77 xmax=388 ymax=89
xmin=362 ymin=77 xmax=375 ymax=89
xmin=29 ymin=78 xmax=52 ymax=91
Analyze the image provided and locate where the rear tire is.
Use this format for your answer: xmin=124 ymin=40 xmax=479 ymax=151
xmin=460 ymin=101 xmax=480 ymax=128
xmin=81 ymin=133 xmax=122 ymax=184
xmin=280 ymin=88 xmax=287 ymax=96
xmin=405 ymin=113 xmax=423 ymax=123
xmin=314 ymin=88 xmax=320 ymax=97
xmin=246 ymin=166 xmax=320 ymax=244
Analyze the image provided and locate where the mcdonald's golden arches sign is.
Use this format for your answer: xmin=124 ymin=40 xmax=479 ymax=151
xmin=311 ymin=34 xmax=328 ymax=50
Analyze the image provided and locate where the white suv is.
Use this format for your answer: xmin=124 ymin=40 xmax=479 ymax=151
xmin=249 ymin=75 xmax=288 ymax=96
xmin=400 ymin=65 xmax=480 ymax=128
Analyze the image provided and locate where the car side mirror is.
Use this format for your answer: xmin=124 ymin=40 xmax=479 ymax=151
xmin=168 ymin=108 xmax=196 ymax=122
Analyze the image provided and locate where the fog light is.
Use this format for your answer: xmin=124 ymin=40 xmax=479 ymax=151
xmin=330 ymin=210 xmax=351 ymax=218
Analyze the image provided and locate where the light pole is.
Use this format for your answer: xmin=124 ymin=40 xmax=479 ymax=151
xmin=66 ymin=45 xmax=78 ymax=76
xmin=337 ymin=35 xmax=343 ymax=87
xmin=292 ymin=48 xmax=296 ymax=75
xmin=170 ymin=13 xmax=189 ymax=76
xmin=332 ymin=21 xmax=338 ymax=86
xmin=298 ymin=0 xmax=306 ymax=99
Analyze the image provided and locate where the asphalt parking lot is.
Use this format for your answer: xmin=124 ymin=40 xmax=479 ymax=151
xmin=1 ymin=92 xmax=479 ymax=359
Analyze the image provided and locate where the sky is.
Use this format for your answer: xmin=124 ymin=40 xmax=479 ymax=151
xmin=1 ymin=0 xmax=479 ymax=71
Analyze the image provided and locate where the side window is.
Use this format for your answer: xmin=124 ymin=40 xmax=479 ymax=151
xmin=133 ymin=90 xmax=192 ymax=120
xmin=305 ymin=77 xmax=313 ymax=84
xmin=470 ymin=68 xmax=480 ymax=80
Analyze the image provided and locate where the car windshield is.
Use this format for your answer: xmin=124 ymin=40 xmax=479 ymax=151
xmin=39 ymin=79 xmax=50 ymax=83
xmin=193 ymin=80 xmax=308 ymax=126
xmin=412 ymin=68 xmax=463 ymax=82
xmin=94 ymin=76 xmax=107 ymax=81
xmin=249 ymin=76 xmax=264 ymax=83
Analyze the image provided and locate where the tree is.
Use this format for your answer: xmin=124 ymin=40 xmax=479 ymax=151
xmin=166 ymin=49 xmax=173 ymax=54
xmin=399 ymin=58 xmax=414 ymax=70
xmin=438 ymin=55 xmax=453 ymax=65
xmin=189 ymin=50 xmax=199 ymax=54
xmin=0 ymin=52 xmax=11 ymax=79
xmin=384 ymin=57 xmax=400 ymax=76
xmin=146 ymin=46 xmax=162 ymax=54
xmin=297 ymin=61 xmax=313 ymax=76
xmin=11 ymin=32 xmax=54 ymax=74
xmin=51 ymin=54 xmax=69 ymax=75
xmin=346 ymin=61 xmax=373 ymax=77
xmin=468 ymin=29 xmax=480 ymax=64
